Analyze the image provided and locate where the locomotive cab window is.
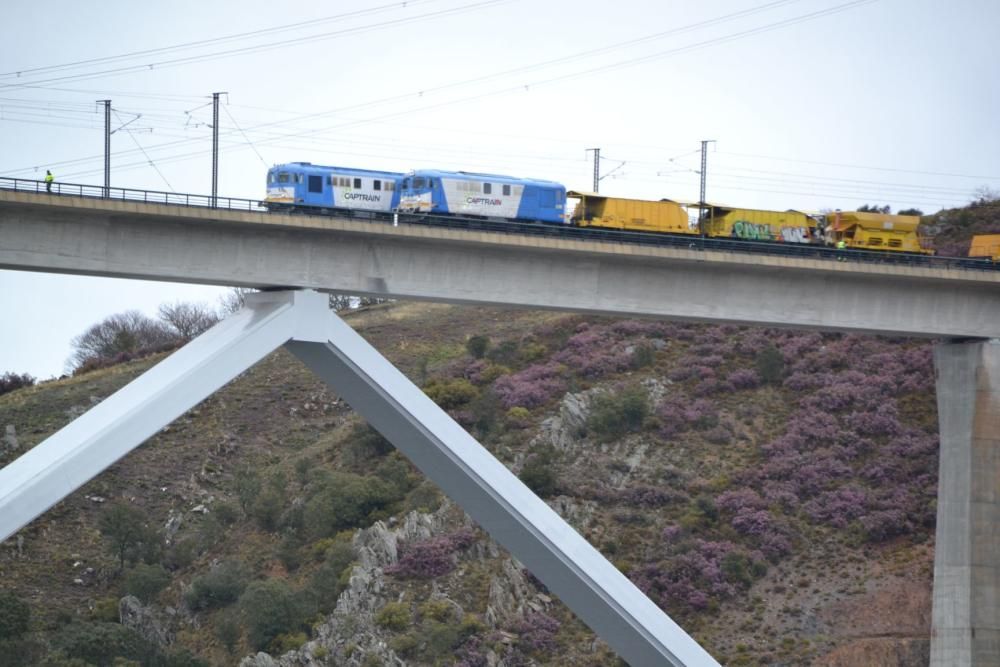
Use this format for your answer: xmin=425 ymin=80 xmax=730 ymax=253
xmin=295 ymin=174 xmax=304 ymax=184
xmin=308 ymin=175 xmax=323 ymax=193
xmin=413 ymin=177 xmax=427 ymax=188
xmin=278 ymin=173 xmax=290 ymax=183
xmin=502 ymin=184 xmax=511 ymax=196
xmin=267 ymin=173 xmax=274 ymax=184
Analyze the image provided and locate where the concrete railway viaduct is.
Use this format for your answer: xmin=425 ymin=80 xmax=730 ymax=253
xmin=1 ymin=188 xmax=997 ymax=665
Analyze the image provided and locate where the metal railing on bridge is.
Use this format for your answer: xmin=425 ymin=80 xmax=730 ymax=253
xmin=2 ymin=176 xmax=996 ymax=273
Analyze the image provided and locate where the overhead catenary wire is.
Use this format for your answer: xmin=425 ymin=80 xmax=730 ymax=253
xmin=0 ymin=0 xmax=445 ymax=80
xmin=0 ymin=0 xmax=881 ymax=179
xmin=222 ymin=104 xmax=269 ymax=168
xmin=112 ymin=109 xmax=174 ymax=191
xmin=0 ymin=0 xmax=510 ymax=91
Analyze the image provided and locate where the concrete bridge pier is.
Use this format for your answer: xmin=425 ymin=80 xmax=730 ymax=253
xmin=931 ymin=340 xmax=1000 ymax=665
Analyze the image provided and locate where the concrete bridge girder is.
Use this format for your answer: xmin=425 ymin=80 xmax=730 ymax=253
xmin=3 ymin=192 xmax=1000 ymax=338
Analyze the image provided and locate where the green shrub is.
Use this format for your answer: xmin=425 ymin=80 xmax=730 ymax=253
xmin=270 ymin=632 xmax=307 ymax=653
xmin=250 ymin=479 xmax=286 ymax=532
xmin=239 ymin=579 xmax=305 ymax=651
xmin=343 ymin=425 xmax=395 ymax=468
xmin=505 ymin=406 xmax=532 ymax=429
xmin=234 ymin=468 xmax=261 ymax=517
xmin=52 ymin=622 xmax=154 ymax=666
xmin=215 ymin=610 xmax=240 ymax=655
xmin=630 ymin=343 xmax=656 ymax=369
xmin=375 ymin=602 xmax=410 ymax=631
xmin=586 ymin=386 xmax=650 ymax=442
xmin=0 ymin=590 xmax=30 ymax=640
xmin=91 ymin=597 xmax=120 ymax=623
xmin=213 ymin=502 xmax=239 ymax=527
xmin=308 ymin=535 xmax=356 ymax=614
xmin=404 ymin=482 xmax=444 ymax=514
xmin=389 ymin=633 xmax=419 ymax=658
xmin=755 ymin=344 xmax=784 ymax=385
xmin=487 ymin=340 xmax=520 ymax=365
xmin=466 ymin=335 xmax=490 ymax=359
xmin=417 ymin=599 xmax=454 ymax=623
xmin=303 ymin=472 xmax=400 ymax=539
xmin=423 ymin=378 xmax=479 ymax=409
xmin=185 ymin=562 xmax=249 ymax=611
xmin=98 ymin=503 xmax=159 ymax=570
xmin=519 ymin=448 xmax=558 ymax=498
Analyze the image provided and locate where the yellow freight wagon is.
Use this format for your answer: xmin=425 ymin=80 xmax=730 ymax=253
xmin=826 ymin=211 xmax=932 ymax=254
xmin=567 ymin=191 xmax=693 ymax=235
xmin=969 ymin=234 xmax=1000 ymax=261
xmin=702 ymin=206 xmax=819 ymax=244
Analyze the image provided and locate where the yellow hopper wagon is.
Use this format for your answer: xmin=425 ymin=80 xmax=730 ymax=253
xmin=969 ymin=234 xmax=1000 ymax=262
xmin=826 ymin=211 xmax=933 ymax=254
xmin=567 ymin=191 xmax=694 ymax=235
xmin=701 ymin=206 xmax=820 ymax=244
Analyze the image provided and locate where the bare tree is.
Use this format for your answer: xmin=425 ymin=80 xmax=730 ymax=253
xmin=70 ymin=310 xmax=177 ymax=370
xmin=219 ymin=287 xmax=257 ymax=315
xmin=971 ymin=185 xmax=1000 ymax=206
xmin=157 ymin=301 xmax=220 ymax=339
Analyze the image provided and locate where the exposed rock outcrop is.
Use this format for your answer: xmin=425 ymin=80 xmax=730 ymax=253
xmin=119 ymin=595 xmax=174 ymax=646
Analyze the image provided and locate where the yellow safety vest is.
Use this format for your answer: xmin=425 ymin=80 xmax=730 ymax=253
xmin=44 ymin=173 xmax=54 ymax=183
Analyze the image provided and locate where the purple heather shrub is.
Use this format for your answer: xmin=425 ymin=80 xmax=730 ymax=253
xmin=788 ymin=411 xmax=843 ymax=446
xmin=758 ymin=531 xmax=792 ymax=560
xmin=454 ymin=637 xmax=490 ymax=667
xmin=463 ymin=358 xmax=490 ymax=384
xmin=783 ymin=370 xmax=828 ymax=392
xmin=668 ymin=365 xmax=697 ymax=382
xmin=662 ymin=524 xmax=683 ymax=542
xmin=849 ymin=404 xmax=902 ymax=437
xmin=619 ymin=485 xmax=677 ymax=508
xmin=715 ymin=488 xmax=766 ymax=514
xmin=385 ymin=529 xmax=476 ymax=579
xmin=694 ymin=365 xmax=718 ymax=379
xmin=791 ymin=459 xmax=852 ymax=497
xmin=657 ymin=397 xmax=718 ymax=437
xmin=804 ymin=486 xmax=869 ymax=528
xmin=493 ymin=362 xmax=567 ymax=409
xmin=513 ymin=612 xmax=561 ymax=654
xmin=762 ymin=483 xmax=800 ymax=512
xmin=693 ymin=378 xmax=733 ymax=397
xmin=859 ymin=509 xmax=912 ymax=542
xmin=727 ymin=368 xmax=760 ymax=390
xmin=730 ymin=508 xmax=779 ymax=537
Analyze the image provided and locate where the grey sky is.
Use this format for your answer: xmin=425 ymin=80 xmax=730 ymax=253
xmin=2 ymin=0 xmax=998 ymax=378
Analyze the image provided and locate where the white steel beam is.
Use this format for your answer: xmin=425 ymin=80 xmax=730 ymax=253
xmin=0 ymin=290 xmax=319 ymax=542
xmin=0 ymin=290 xmax=719 ymax=666
xmin=287 ymin=312 xmax=719 ymax=667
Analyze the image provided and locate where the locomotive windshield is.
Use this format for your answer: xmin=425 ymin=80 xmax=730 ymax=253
xmin=277 ymin=173 xmax=290 ymax=183
xmin=413 ymin=177 xmax=427 ymax=188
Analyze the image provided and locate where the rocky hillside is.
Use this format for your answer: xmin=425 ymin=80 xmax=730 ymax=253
xmin=0 ymin=302 xmax=939 ymax=666
xmin=922 ymin=198 xmax=1000 ymax=257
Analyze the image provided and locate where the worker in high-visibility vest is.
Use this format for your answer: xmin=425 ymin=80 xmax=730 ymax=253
xmin=44 ymin=170 xmax=54 ymax=193
xmin=836 ymin=238 xmax=847 ymax=261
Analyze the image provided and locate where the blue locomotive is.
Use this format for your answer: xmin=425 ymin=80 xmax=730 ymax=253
xmin=264 ymin=162 xmax=402 ymax=213
xmin=397 ymin=169 xmax=568 ymax=224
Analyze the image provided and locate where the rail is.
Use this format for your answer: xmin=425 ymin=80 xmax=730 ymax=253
xmin=2 ymin=176 xmax=995 ymax=273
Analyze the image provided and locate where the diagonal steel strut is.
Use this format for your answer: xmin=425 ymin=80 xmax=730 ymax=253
xmin=0 ymin=290 xmax=718 ymax=667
